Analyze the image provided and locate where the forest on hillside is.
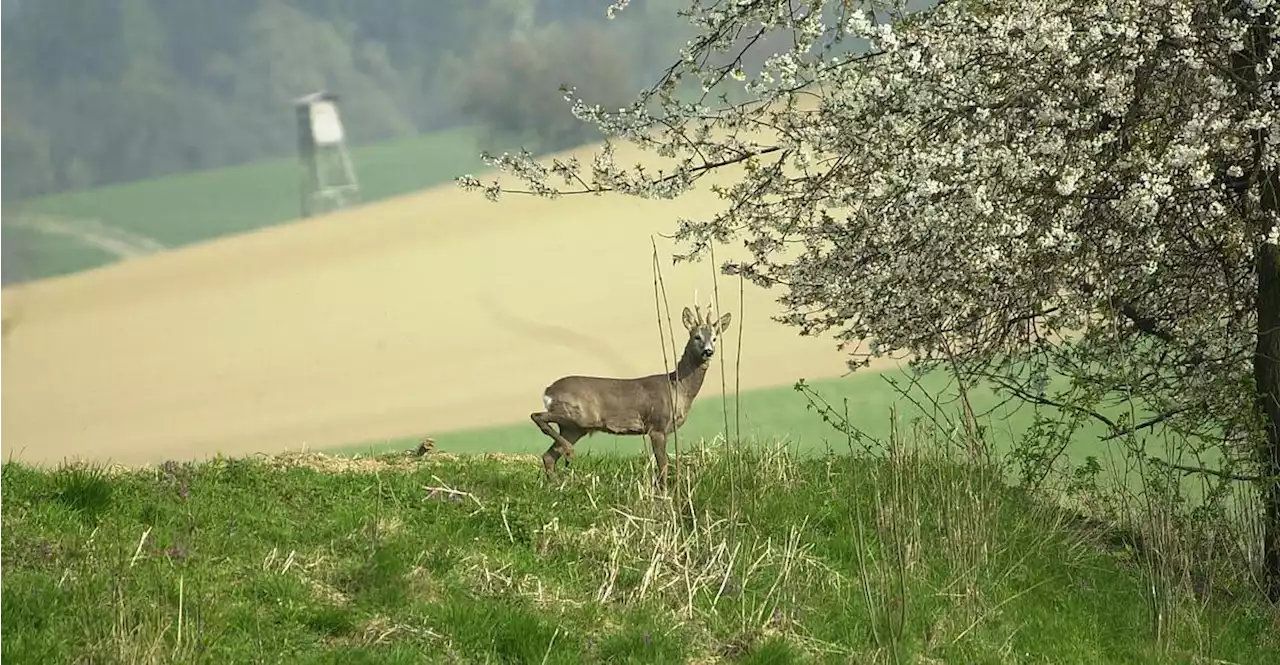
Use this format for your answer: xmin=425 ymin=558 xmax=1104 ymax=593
xmin=0 ymin=0 xmax=696 ymax=202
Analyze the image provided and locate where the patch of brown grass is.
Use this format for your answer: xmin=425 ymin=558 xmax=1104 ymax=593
xmin=264 ymin=450 xmax=539 ymax=474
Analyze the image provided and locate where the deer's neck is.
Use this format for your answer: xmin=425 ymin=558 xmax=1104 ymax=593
xmin=669 ymin=347 xmax=711 ymax=403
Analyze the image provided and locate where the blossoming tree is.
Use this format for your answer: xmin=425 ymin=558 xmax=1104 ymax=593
xmin=459 ymin=0 xmax=1279 ymax=599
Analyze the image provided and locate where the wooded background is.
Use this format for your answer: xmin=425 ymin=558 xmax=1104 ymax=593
xmin=0 ymin=0 xmax=697 ymax=202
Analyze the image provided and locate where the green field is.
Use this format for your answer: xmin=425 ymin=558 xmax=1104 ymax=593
xmin=2 ymin=126 xmax=487 ymax=283
xmin=334 ymin=370 xmax=1047 ymax=456
xmin=4 ymin=435 xmax=1273 ymax=663
xmin=334 ymin=367 xmax=1198 ymax=495
xmin=1 ymin=225 xmax=119 ymax=284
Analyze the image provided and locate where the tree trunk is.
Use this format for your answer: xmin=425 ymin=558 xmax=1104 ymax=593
xmin=1254 ymin=241 xmax=1280 ymax=603
xmin=1235 ymin=0 xmax=1280 ymax=604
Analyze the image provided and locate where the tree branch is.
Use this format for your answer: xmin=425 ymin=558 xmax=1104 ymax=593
xmin=1100 ymin=407 xmax=1190 ymax=441
xmin=1147 ymin=458 xmax=1265 ymax=483
xmin=480 ymin=145 xmax=784 ymax=198
xmin=1111 ymin=297 xmax=1176 ymax=344
xmin=982 ymin=373 xmax=1119 ymax=432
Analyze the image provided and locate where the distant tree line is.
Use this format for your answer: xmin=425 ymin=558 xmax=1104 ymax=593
xmin=0 ymin=0 xmax=691 ymax=202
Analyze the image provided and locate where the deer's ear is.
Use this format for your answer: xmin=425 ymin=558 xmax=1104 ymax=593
xmin=716 ymin=312 xmax=732 ymax=333
xmin=682 ymin=307 xmax=697 ymax=330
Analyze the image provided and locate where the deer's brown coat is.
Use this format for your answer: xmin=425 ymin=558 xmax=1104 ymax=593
xmin=531 ymin=305 xmax=732 ymax=486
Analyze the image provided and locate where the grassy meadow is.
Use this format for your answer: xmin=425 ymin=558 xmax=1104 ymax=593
xmin=333 ymin=366 xmax=1202 ymax=496
xmin=4 ymin=427 xmax=1276 ymax=664
xmin=3 ymin=126 xmax=488 ymax=283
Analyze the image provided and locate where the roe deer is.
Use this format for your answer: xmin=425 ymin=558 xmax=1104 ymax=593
xmin=531 ymin=304 xmax=732 ymax=486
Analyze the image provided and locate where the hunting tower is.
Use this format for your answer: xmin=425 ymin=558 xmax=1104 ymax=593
xmin=295 ymin=91 xmax=359 ymax=217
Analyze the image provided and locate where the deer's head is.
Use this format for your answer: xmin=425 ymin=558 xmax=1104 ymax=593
xmin=681 ymin=305 xmax=732 ymax=362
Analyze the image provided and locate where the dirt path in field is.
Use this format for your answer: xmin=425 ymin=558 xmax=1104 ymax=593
xmin=0 ymin=141 xmax=902 ymax=468
xmin=7 ymin=214 xmax=168 ymax=259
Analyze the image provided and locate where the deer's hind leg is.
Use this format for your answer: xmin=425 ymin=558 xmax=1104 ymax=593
xmin=557 ymin=423 xmax=586 ymax=469
xmin=531 ymin=412 xmax=583 ymax=475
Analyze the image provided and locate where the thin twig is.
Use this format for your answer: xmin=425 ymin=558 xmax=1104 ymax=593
xmin=540 ymin=627 xmax=561 ymax=665
xmin=1146 ymin=459 xmax=1263 ymax=483
xmin=130 ymin=527 xmax=152 ymax=567
xmin=425 ymin=476 xmax=484 ymax=510
xmin=651 ymin=236 xmax=681 ymax=497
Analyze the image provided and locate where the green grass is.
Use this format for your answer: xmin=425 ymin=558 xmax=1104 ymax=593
xmin=4 ymin=438 xmax=1274 ymax=663
xmin=335 ymin=367 xmax=1184 ymax=491
xmin=4 ymin=126 xmax=487 ymax=283
xmin=335 ymin=370 xmax=1056 ymax=455
xmin=338 ymin=362 xmax=1239 ymax=529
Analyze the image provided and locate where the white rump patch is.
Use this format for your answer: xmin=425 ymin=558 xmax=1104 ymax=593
xmin=542 ymin=394 xmax=554 ymax=411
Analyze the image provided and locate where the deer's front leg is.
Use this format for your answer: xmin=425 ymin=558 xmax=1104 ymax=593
xmin=648 ymin=431 xmax=669 ymax=490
